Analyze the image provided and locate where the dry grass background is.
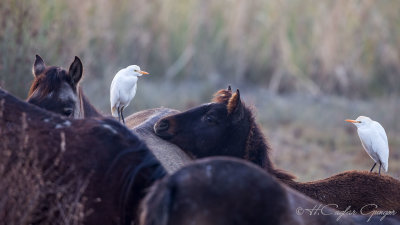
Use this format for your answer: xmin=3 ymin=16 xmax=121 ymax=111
xmin=0 ymin=0 xmax=400 ymax=180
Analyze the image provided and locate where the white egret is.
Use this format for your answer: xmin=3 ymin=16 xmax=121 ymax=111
xmin=110 ymin=65 xmax=149 ymax=124
xmin=345 ymin=116 xmax=389 ymax=174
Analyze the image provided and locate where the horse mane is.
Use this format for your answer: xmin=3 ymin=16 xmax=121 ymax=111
xmin=77 ymin=87 xmax=102 ymax=117
xmin=28 ymin=66 xmax=71 ymax=99
xmin=213 ymin=89 xmax=296 ymax=181
xmin=244 ymin=107 xmax=296 ymax=181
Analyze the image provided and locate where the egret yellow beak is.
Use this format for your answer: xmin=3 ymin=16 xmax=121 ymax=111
xmin=139 ymin=70 xmax=149 ymax=75
xmin=345 ymin=119 xmax=360 ymax=123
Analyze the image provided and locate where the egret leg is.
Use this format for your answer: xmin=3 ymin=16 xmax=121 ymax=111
xmin=379 ymin=163 xmax=381 ymax=175
xmin=121 ymin=106 xmax=125 ymax=124
xmin=370 ymin=162 xmax=376 ymax=172
xmin=117 ymin=107 xmax=121 ymax=122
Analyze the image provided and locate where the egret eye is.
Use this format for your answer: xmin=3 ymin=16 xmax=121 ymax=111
xmin=63 ymin=108 xmax=73 ymax=117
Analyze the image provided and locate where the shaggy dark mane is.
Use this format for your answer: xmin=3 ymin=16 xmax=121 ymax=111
xmin=240 ymin=97 xmax=296 ymax=181
xmin=78 ymin=88 xmax=102 ymax=117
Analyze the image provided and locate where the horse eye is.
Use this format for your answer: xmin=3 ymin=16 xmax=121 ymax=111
xmin=63 ymin=108 xmax=73 ymax=117
xmin=205 ymin=115 xmax=216 ymax=124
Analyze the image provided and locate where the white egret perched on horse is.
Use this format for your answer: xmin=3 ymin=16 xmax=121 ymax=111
xmin=110 ymin=65 xmax=149 ymax=124
xmin=346 ymin=116 xmax=389 ymax=174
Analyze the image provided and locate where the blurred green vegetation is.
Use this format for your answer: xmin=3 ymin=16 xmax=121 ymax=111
xmin=1 ymin=0 xmax=400 ymax=99
xmin=1 ymin=0 xmax=400 ymax=179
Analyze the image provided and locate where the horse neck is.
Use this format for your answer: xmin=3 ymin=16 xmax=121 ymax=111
xmin=77 ymin=87 xmax=101 ymax=118
xmin=243 ymin=120 xmax=270 ymax=168
xmin=244 ymin=115 xmax=295 ymax=181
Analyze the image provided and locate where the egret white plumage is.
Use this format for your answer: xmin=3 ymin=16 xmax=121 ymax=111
xmin=110 ymin=65 xmax=149 ymax=124
xmin=345 ymin=116 xmax=389 ymax=174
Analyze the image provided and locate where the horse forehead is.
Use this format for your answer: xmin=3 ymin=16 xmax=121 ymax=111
xmin=58 ymin=83 xmax=77 ymax=101
xmin=202 ymin=103 xmax=227 ymax=113
xmin=29 ymin=87 xmax=54 ymax=100
xmin=30 ymin=67 xmax=70 ymax=99
xmin=183 ymin=103 xmax=226 ymax=115
xmin=183 ymin=103 xmax=211 ymax=114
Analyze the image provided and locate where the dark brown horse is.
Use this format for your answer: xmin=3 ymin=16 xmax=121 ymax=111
xmin=27 ymin=55 xmax=101 ymax=118
xmin=1 ymin=88 xmax=165 ymax=225
xmin=140 ymin=157 xmax=400 ymax=225
xmin=154 ymin=87 xmax=400 ymax=213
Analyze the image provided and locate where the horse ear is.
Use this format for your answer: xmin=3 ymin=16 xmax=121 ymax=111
xmin=68 ymin=56 xmax=83 ymax=86
xmin=33 ymin=54 xmax=46 ymax=77
xmin=227 ymin=85 xmax=232 ymax=91
xmin=227 ymin=89 xmax=244 ymax=122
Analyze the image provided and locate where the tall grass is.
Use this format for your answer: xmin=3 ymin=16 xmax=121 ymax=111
xmin=1 ymin=0 xmax=400 ymax=100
